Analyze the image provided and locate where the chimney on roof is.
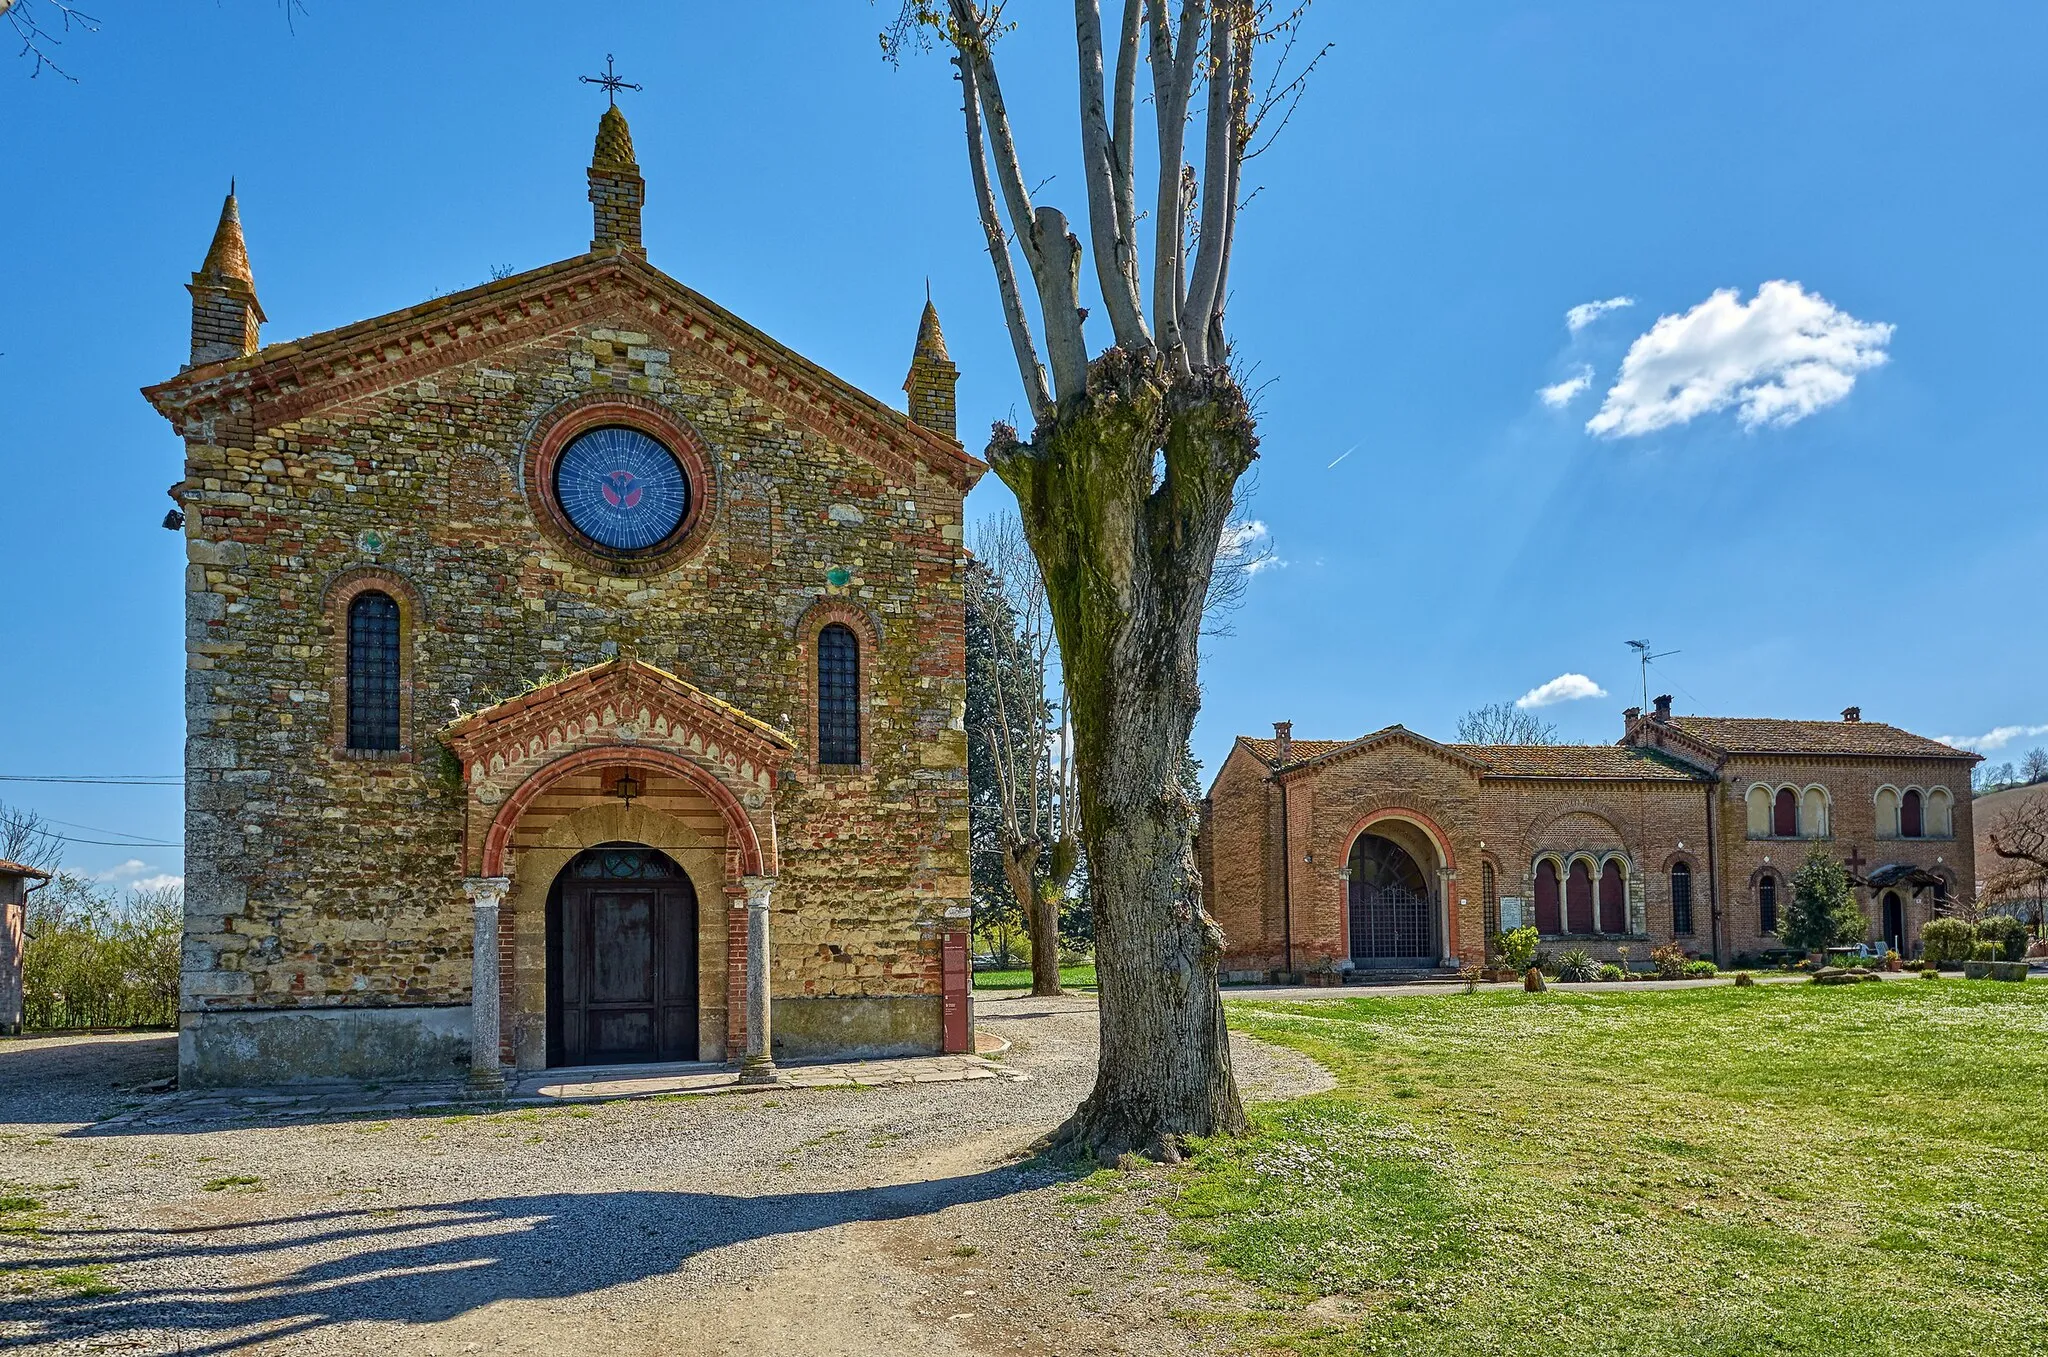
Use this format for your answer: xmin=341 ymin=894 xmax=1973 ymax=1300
xmin=588 ymin=104 xmax=646 ymax=259
xmin=1273 ymin=720 xmax=1293 ymax=765
xmin=1653 ymin=694 xmax=1672 ymax=722
xmin=1842 ymin=706 xmax=1861 ymax=722
xmin=1623 ymin=706 xmax=1641 ymax=726
xmin=188 ymin=184 xmax=265 ymax=367
xmin=903 ymin=295 xmax=960 ymax=438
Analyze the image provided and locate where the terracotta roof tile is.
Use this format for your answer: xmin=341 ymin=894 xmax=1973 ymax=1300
xmin=0 ymin=858 xmax=52 ymax=880
xmin=1454 ymin=744 xmax=1707 ymax=781
xmin=1664 ymin=716 xmax=1974 ymax=761
xmin=1240 ymin=737 xmax=1362 ymax=766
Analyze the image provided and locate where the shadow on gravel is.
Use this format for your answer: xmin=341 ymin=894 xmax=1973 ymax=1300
xmin=8 ymin=1172 xmax=1035 ymax=1353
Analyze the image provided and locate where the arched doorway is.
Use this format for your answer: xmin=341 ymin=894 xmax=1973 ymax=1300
xmin=1347 ymin=832 xmax=1434 ymax=967
xmin=1882 ymin=891 xmax=1905 ymax=955
xmin=546 ymin=843 xmax=699 ymax=1067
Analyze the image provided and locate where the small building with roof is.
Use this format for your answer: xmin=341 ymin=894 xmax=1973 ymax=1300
xmin=142 ymin=104 xmax=982 ymax=1087
xmin=1201 ymin=696 xmax=1980 ymax=976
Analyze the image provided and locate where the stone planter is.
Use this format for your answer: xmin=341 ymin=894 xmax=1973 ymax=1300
xmin=1962 ymin=960 xmax=2029 ymax=982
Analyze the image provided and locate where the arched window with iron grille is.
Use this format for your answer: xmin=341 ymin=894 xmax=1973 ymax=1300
xmin=1670 ymin=861 xmax=1694 ymax=936
xmin=1759 ymin=873 xmax=1779 ymax=935
xmin=817 ymin=622 xmax=862 ymax=766
xmin=346 ymin=590 xmax=402 ymax=751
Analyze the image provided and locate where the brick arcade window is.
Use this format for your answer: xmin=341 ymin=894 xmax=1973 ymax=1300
xmin=1901 ymin=788 xmax=1923 ymax=838
xmin=1670 ymin=861 xmax=1694 ymax=936
xmin=1773 ymin=787 xmax=1798 ymax=838
xmin=817 ymin=622 xmax=861 ymax=766
xmin=346 ymin=590 xmax=402 ymax=751
xmin=1758 ymin=872 xmax=1779 ymax=935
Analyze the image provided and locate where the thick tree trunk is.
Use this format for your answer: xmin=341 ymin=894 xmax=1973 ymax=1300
xmin=992 ymin=349 xmax=1253 ymax=1161
xmin=1001 ymin=843 xmax=1063 ymax=998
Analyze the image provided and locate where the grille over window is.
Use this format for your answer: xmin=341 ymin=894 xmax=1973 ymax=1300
xmin=1671 ymin=861 xmax=1694 ymax=936
xmin=817 ymin=623 xmax=861 ymax=766
xmin=346 ymin=591 xmax=402 ymax=751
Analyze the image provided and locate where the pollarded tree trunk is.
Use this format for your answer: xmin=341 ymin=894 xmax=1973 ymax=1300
xmin=999 ymin=840 xmax=1063 ymax=997
xmin=994 ymin=350 xmax=1253 ymax=1160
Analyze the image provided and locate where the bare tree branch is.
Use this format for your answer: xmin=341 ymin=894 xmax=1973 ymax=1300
xmin=1075 ymin=0 xmax=1150 ymax=348
xmin=6 ymin=0 xmax=98 ymax=81
xmin=1179 ymin=4 xmax=1238 ymax=370
xmin=956 ymin=51 xmax=1055 ymax=420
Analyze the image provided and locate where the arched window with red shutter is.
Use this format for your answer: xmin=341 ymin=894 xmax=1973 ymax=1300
xmin=1598 ymin=860 xmax=1627 ymax=933
xmin=1566 ymin=860 xmax=1595 ymax=933
xmin=1534 ymin=860 xmax=1562 ymax=934
xmin=1773 ymin=787 xmax=1798 ymax=838
xmin=1901 ymin=788 xmax=1923 ymax=838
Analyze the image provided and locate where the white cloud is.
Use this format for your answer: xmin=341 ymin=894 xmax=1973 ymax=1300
xmin=1938 ymin=722 xmax=2048 ymax=753
xmin=1223 ymin=519 xmax=1285 ymax=574
xmin=92 ymin=859 xmax=150 ymax=883
xmin=1587 ymin=281 xmax=1893 ymax=438
xmin=1565 ymin=295 xmax=1635 ymax=332
xmin=129 ymin=874 xmax=184 ymax=894
xmin=1538 ymin=365 xmax=1594 ymax=408
xmin=1516 ymin=673 xmax=1608 ymax=709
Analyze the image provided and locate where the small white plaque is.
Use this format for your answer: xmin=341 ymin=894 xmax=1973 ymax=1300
xmin=1498 ymin=897 xmax=1525 ymax=930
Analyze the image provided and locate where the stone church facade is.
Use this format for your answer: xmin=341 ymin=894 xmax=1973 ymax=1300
xmin=1202 ymin=697 xmax=1979 ymax=977
xmin=145 ymin=107 xmax=981 ymax=1088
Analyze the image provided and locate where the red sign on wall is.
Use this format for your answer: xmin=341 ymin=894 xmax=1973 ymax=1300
xmin=941 ymin=929 xmax=970 ymax=1054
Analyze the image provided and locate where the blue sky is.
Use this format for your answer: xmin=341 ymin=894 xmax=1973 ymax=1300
xmin=2 ymin=2 xmax=2042 ymax=889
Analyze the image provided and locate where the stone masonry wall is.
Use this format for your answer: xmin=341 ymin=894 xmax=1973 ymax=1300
xmin=179 ymin=317 xmax=972 ymax=1029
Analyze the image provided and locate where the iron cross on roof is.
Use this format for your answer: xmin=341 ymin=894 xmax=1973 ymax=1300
xmin=579 ymin=54 xmax=642 ymax=107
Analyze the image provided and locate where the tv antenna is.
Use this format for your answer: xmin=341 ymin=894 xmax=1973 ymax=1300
xmin=1626 ymin=639 xmax=1680 ymax=712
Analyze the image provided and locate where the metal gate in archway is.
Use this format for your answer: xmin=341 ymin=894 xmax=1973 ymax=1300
xmin=1347 ymin=831 xmax=1436 ymax=966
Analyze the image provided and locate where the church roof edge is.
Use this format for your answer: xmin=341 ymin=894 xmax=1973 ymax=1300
xmin=143 ymin=250 xmax=985 ymax=490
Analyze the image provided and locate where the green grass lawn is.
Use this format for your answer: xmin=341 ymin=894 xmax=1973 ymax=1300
xmin=1171 ymin=981 xmax=2048 ymax=1355
xmin=972 ymin=964 xmax=1096 ymax=991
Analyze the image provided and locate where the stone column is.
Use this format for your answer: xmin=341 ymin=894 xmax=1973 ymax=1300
xmin=738 ymin=875 xmax=777 ymax=1084
xmin=462 ymin=876 xmax=510 ymax=1096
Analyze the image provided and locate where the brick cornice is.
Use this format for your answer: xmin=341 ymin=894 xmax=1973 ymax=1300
xmin=142 ymin=252 xmax=986 ymax=494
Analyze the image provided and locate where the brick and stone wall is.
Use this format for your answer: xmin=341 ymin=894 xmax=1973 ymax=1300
xmin=162 ymin=297 xmax=975 ymax=1082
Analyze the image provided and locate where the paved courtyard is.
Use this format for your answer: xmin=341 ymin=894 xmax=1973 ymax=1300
xmin=0 ymin=995 xmax=1328 ymax=1355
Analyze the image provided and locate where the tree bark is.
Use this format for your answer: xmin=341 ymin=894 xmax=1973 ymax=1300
xmin=992 ymin=348 xmax=1254 ymax=1161
xmin=1000 ymin=841 xmax=1064 ymax=998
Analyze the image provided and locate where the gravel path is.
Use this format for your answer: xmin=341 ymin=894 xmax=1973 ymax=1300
xmin=0 ymin=996 xmax=1328 ymax=1355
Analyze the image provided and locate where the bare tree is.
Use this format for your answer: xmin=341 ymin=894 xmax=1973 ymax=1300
xmin=1989 ymin=794 xmax=2048 ymax=878
xmin=3 ymin=0 xmax=97 ymax=80
xmin=2024 ymin=748 xmax=2048 ymax=784
xmin=886 ymin=0 xmax=1326 ymax=1160
xmin=0 ymin=801 xmax=64 ymax=873
xmin=967 ymin=513 xmax=1079 ymax=998
xmin=1456 ymin=703 xmax=1561 ymax=746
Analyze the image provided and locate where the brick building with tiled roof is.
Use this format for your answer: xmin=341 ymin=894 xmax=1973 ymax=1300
xmin=142 ymin=107 xmax=983 ymax=1088
xmin=1200 ymin=696 xmax=1979 ymax=977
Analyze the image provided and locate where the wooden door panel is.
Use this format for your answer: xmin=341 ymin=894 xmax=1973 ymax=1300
xmin=548 ymin=853 xmax=699 ymax=1067
xmin=590 ymin=891 xmax=655 ymax=1004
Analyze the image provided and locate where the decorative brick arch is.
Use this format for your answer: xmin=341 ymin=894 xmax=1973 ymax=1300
xmin=481 ymin=744 xmax=766 ymax=880
xmin=322 ymin=565 xmax=425 ymax=759
xmin=1343 ymin=807 xmax=1458 ymax=873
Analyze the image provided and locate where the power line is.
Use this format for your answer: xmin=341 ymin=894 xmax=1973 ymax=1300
xmin=45 ymin=815 xmax=180 ymax=844
xmin=47 ymin=832 xmax=182 ymax=848
xmin=0 ymin=775 xmax=182 ymax=786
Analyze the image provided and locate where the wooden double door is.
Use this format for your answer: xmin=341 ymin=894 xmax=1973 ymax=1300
xmin=546 ymin=844 xmax=698 ymax=1067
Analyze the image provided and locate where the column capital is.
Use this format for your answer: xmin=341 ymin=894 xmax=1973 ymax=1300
xmin=739 ymin=875 xmax=775 ymax=910
xmin=463 ymin=876 xmax=512 ymax=911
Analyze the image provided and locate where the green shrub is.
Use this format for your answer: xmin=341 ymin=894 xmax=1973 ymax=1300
xmin=1970 ymin=940 xmax=2000 ymax=961
xmin=1974 ymin=914 xmax=2029 ymax=963
xmin=1650 ymin=943 xmax=1690 ymax=980
xmin=1921 ymin=917 xmax=1975 ymax=967
xmin=1920 ymin=969 xmax=1941 ymax=981
xmin=22 ymin=876 xmax=180 ymax=1030
xmin=1556 ymin=948 xmax=1600 ymax=983
xmin=1597 ymin=963 xmax=1624 ymax=982
xmin=1782 ymin=849 xmax=1866 ymax=953
xmin=1683 ymin=960 xmax=1719 ymax=979
xmin=1492 ymin=927 xmax=1540 ymax=973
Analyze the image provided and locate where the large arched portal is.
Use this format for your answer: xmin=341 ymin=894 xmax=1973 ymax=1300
xmin=1346 ymin=832 xmax=1436 ymax=967
xmin=546 ymin=842 xmax=699 ymax=1067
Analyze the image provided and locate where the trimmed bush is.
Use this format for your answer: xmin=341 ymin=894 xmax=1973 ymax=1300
xmin=1921 ymin=918 xmax=1975 ymax=967
xmin=1971 ymin=940 xmax=2001 ymax=961
xmin=1975 ymin=914 xmax=2029 ymax=963
xmin=1597 ymin=963 xmax=1625 ymax=982
xmin=1492 ymin=927 xmax=1540 ymax=974
xmin=1683 ymin=960 xmax=1719 ymax=979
